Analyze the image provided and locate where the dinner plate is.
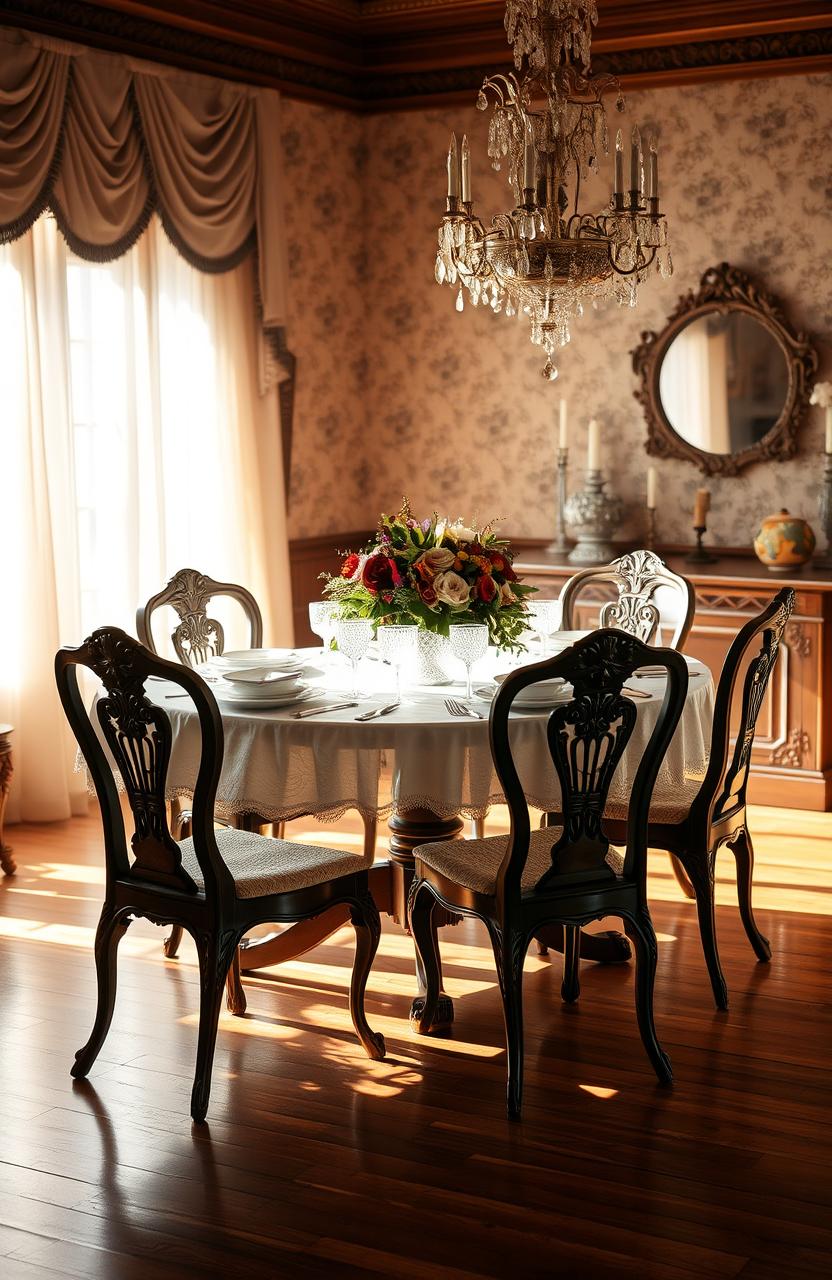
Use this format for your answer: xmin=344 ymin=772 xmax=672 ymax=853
xmin=215 ymin=686 xmax=314 ymax=711
xmin=216 ymin=681 xmax=304 ymax=702
xmin=211 ymin=648 xmax=300 ymax=670
xmin=221 ymin=666 xmax=305 ymax=686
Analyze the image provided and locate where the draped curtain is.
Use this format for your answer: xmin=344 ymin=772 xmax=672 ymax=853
xmin=0 ymin=28 xmax=294 ymax=824
xmin=0 ymin=27 xmax=286 ymax=353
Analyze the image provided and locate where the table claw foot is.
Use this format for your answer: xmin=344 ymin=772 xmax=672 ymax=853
xmin=409 ymin=993 xmax=454 ymax=1034
xmin=585 ymin=929 xmax=632 ymax=964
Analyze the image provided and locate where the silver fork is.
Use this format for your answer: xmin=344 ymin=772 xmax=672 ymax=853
xmin=445 ymin=697 xmax=483 ymax=720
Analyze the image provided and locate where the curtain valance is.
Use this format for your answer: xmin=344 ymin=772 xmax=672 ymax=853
xmin=0 ymin=27 xmax=286 ymax=332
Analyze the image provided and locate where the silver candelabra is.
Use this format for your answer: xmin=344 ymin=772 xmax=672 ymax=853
xmin=563 ymin=470 xmax=623 ymax=564
xmin=546 ymin=448 xmax=572 ymax=556
xmin=816 ymin=452 xmax=832 ymax=569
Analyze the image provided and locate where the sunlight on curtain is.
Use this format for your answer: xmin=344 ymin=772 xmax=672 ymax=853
xmin=0 ymin=214 xmax=291 ymax=823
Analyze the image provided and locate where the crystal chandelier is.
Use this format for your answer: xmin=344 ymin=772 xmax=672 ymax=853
xmin=434 ymin=0 xmax=672 ymax=380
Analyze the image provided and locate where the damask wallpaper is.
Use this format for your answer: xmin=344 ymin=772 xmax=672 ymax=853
xmin=282 ymin=74 xmax=832 ymax=549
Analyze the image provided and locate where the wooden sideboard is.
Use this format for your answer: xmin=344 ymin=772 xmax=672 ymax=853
xmin=290 ymin=534 xmax=832 ymax=811
xmin=514 ymin=548 xmax=832 ymax=812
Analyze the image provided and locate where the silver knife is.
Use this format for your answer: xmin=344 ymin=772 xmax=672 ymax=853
xmin=291 ymin=701 xmax=358 ymax=718
xmin=354 ymin=700 xmax=401 ymax=722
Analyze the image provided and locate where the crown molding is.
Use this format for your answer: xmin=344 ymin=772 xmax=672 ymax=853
xmin=2 ymin=1 xmax=831 ymax=109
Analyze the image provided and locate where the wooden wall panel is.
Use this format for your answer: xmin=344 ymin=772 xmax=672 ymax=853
xmin=2 ymin=1 xmax=830 ymax=108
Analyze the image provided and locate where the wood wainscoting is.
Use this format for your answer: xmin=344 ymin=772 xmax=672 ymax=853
xmin=514 ymin=548 xmax=832 ymax=813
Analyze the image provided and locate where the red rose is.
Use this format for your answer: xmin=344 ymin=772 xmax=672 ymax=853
xmin=419 ymin=582 xmax=439 ymax=608
xmin=487 ymin=549 xmax=517 ymax=581
xmin=341 ymin=553 xmax=360 ymax=578
xmin=362 ymin=553 xmax=397 ymax=596
xmin=476 ymin=574 xmax=497 ymax=603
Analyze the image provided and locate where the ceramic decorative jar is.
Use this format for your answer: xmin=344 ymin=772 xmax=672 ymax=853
xmin=753 ymin=509 xmax=816 ymax=572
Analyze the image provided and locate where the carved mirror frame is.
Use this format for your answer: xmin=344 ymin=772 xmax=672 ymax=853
xmin=631 ymin=262 xmax=818 ymax=476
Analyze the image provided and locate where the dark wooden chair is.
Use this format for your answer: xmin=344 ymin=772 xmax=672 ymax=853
xmin=559 ymin=549 xmax=695 ymax=649
xmin=603 ymin=587 xmax=796 ymax=1010
xmin=409 ymin=629 xmax=688 ymax=1118
xmin=137 ymin=567 xmax=378 ymax=962
xmin=55 ymin=627 xmax=385 ymax=1123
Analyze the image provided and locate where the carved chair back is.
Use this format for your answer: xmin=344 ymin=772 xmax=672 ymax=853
xmin=490 ymin=630 xmax=688 ymax=909
xmin=692 ymin=588 xmax=795 ymax=829
xmin=137 ymin=568 xmax=263 ymax=667
xmin=55 ymin=627 xmax=235 ymax=905
xmin=559 ymin=550 xmax=695 ymax=650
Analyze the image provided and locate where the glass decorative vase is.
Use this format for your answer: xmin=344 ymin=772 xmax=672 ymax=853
xmin=413 ymin=630 xmax=455 ymax=685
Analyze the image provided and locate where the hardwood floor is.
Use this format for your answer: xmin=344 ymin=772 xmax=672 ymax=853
xmin=0 ymin=802 xmax=830 ymax=1279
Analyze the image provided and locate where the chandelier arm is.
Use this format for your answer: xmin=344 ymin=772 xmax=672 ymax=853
xmin=608 ymin=243 xmax=659 ymax=278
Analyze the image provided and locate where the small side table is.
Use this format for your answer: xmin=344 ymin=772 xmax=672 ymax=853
xmin=0 ymin=725 xmax=15 ymax=876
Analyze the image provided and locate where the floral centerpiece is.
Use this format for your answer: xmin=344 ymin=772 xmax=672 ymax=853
xmin=321 ymin=500 xmax=536 ymax=652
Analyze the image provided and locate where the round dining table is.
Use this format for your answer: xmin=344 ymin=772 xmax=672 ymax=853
xmin=146 ymin=640 xmax=715 ymax=1028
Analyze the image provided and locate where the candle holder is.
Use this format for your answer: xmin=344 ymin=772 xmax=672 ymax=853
xmin=546 ymin=448 xmax=573 ymax=557
xmin=815 ymin=452 xmax=832 ymax=569
xmin=646 ymin=506 xmax=657 ymax=551
xmin=684 ymin=527 xmax=718 ymax=564
xmin=563 ymin=470 xmax=623 ymax=564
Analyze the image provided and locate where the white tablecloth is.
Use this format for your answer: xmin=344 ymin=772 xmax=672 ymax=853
xmin=144 ymin=647 xmax=713 ymax=824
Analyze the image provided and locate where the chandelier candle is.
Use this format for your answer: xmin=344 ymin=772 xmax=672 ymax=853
xmin=434 ymin=2 xmax=673 ymax=381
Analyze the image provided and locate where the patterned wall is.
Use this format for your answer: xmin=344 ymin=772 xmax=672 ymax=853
xmin=283 ymin=74 xmax=832 ymax=549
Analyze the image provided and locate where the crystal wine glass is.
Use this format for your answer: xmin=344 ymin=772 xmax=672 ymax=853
xmin=308 ymin=600 xmax=339 ymax=657
xmin=377 ymin=623 xmax=418 ymax=702
xmin=449 ymin=622 xmax=489 ymax=701
xmin=527 ymin=599 xmax=561 ymax=656
xmin=334 ymin=618 xmax=373 ymax=699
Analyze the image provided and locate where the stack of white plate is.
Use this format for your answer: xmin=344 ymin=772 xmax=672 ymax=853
xmin=493 ymin=672 xmax=573 ymax=709
xmin=210 ymin=648 xmax=300 ymax=672
xmin=213 ymin=662 xmax=312 ymax=710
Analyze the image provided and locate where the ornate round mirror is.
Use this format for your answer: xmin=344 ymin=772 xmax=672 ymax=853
xmin=632 ymin=264 xmax=817 ymax=476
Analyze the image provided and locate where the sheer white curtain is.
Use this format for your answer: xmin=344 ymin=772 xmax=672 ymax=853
xmin=0 ymin=214 xmax=291 ymax=824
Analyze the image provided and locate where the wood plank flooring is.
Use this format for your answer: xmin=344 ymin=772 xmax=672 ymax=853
xmin=0 ymin=803 xmax=830 ymax=1279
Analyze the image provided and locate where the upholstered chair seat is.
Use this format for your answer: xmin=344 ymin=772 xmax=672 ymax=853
xmin=416 ymin=827 xmax=626 ymax=898
xmin=178 ymin=827 xmax=375 ymax=899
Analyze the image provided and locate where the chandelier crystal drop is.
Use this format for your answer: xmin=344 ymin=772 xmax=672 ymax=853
xmin=434 ymin=0 xmax=672 ymax=380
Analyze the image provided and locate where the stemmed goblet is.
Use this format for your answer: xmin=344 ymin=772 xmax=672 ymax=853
xmin=377 ymin=623 xmax=418 ymax=703
xmin=308 ymin=600 xmax=339 ymax=658
xmin=334 ymin=618 xmax=373 ymax=699
xmin=527 ymin=599 xmax=561 ymax=656
xmin=449 ymin=622 xmax=489 ymax=702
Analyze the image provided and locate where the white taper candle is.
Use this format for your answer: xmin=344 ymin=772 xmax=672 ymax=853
xmin=587 ymin=419 xmax=601 ymax=472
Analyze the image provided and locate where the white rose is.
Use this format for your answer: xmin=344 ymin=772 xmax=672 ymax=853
xmin=418 ymin=547 xmax=455 ymax=575
xmin=434 ymin=570 xmax=471 ymax=607
xmin=810 ymin=381 xmax=832 ymax=408
xmin=499 ymin=581 xmax=516 ymax=606
xmin=447 ymin=522 xmax=477 ymax=543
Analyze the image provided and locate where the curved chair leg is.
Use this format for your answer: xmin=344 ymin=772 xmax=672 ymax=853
xmin=669 ymin=853 xmax=696 ymax=900
xmin=225 ymin=945 xmax=247 ymax=1016
xmin=730 ymin=829 xmax=771 ymax=962
xmin=409 ymin=882 xmax=442 ymax=1035
xmin=72 ymin=906 xmax=132 ymax=1079
xmin=561 ymin=925 xmax=581 ymax=1003
xmin=691 ymin=863 xmax=729 ymax=1011
xmin=164 ymin=924 xmax=184 ymax=959
xmin=361 ymin=813 xmax=377 ymax=861
xmin=348 ymin=890 xmax=386 ymax=1061
xmin=623 ymin=909 xmax=672 ymax=1085
xmin=191 ymin=934 xmax=238 ymax=1124
xmin=487 ymin=922 xmax=526 ymax=1120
